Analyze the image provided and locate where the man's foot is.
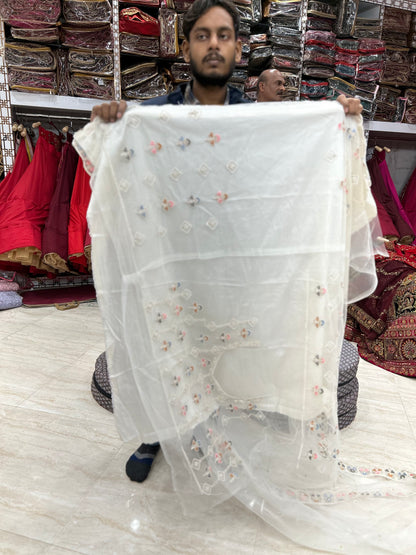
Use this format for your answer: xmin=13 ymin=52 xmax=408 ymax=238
xmin=125 ymin=442 xmax=160 ymax=483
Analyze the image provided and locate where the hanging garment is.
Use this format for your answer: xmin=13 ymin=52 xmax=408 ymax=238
xmin=68 ymin=157 xmax=92 ymax=273
xmin=372 ymin=195 xmax=399 ymax=241
xmin=74 ymin=102 xmax=416 ymax=554
xmin=375 ymin=149 xmax=415 ymax=240
xmin=0 ymin=126 xmax=61 ymax=269
xmin=42 ymin=134 xmax=79 ymax=272
xmin=400 ymin=164 xmax=416 ymax=230
xmin=367 ymin=155 xmax=414 ymax=244
xmin=0 ymin=135 xmax=32 ymax=205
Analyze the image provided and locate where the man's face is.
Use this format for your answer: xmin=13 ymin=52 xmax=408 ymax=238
xmin=182 ymin=6 xmax=242 ymax=87
xmin=259 ymin=71 xmax=286 ymax=101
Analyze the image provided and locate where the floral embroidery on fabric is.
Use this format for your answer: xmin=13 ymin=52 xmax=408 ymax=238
xmin=120 ymin=146 xmax=134 ymax=160
xmin=136 ymin=205 xmax=146 ymax=218
xmin=215 ymin=191 xmax=228 ymax=204
xmin=314 ymin=317 xmax=325 ymax=328
xmin=207 ymin=132 xmax=221 ymax=146
xmin=186 ymin=195 xmax=200 ymax=206
xmin=162 ymin=199 xmax=175 ymax=211
xmin=177 ymin=137 xmax=191 ymax=150
xmin=313 ymin=385 xmax=324 ymax=395
xmin=316 ymin=285 xmax=327 ymax=296
xmin=149 ymin=140 xmax=162 ymax=154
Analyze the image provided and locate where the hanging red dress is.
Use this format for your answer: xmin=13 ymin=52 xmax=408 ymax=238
xmin=375 ymin=150 xmax=415 ymax=240
xmin=372 ymin=195 xmax=399 ymax=241
xmin=42 ymin=133 xmax=79 ymax=272
xmin=68 ymin=157 xmax=92 ymax=273
xmin=0 ymin=126 xmax=62 ymax=269
xmin=400 ymin=165 xmax=416 ymax=233
xmin=367 ymin=155 xmax=414 ymax=244
xmin=0 ymin=135 xmax=32 ymax=205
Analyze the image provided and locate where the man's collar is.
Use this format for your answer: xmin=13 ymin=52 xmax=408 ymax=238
xmin=184 ymin=81 xmax=230 ymax=105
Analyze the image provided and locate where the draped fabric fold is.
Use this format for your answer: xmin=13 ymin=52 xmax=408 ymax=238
xmin=74 ymin=102 xmax=415 ymax=554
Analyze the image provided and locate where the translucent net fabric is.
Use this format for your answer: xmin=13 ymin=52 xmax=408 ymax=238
xmin=74 ymin=102 xmax=415 ymax=554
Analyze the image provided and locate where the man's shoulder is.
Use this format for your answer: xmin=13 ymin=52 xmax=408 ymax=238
xmin=140 ymin=83 xmax=252 ymax=106
xmin=228 ymin=85 xmax=252 ymax=104
xmin=141 ymin=86 xmax=185 ymax=106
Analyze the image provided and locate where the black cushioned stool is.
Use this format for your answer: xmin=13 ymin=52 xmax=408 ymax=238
xmin=337 ymin=340 xmax=360 ymax=430
xmin=91 ymin=342 xmax=361 ymax=429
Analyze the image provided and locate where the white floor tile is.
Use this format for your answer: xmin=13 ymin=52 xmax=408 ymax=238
xmin=1 ymin=304 xmax=416 ymax=554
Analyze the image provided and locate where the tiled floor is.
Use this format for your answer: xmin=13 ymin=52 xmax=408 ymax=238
xmin=1 ymin=302 xmax=416 ymax=554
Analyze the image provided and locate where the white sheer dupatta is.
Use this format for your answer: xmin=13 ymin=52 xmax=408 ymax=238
xmin=74 ymin=102 xmax=415 ymax=554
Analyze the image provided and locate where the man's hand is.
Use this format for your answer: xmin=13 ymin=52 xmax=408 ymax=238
xmin=90 ymin=100 xmax=128 ymax=122
xmin=336 ymin=94 xmax=363 ymax=116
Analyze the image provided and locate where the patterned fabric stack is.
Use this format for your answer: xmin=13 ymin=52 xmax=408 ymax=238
xmin=267 ymin=0 xmax=302 ymax=100
xmin=62 ymin=0 xmax=114 ymax=99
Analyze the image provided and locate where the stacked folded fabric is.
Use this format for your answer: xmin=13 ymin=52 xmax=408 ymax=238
xmin=404 ymin=88 xmax=416 ymax=124
xmin=334 ymin=38 xmax=358 ymax=81
xmin=303 ymin=30 xmax=336 ymax=79
xmin=382 ymin=7 xmax=412 ymax=48
xmin=267 ymin=0 xmax=302 ymax=99
xmin=381 ymin=46 xmax=410 ymax=86
xmin=335 ymin=0 xmax=359 ymax=38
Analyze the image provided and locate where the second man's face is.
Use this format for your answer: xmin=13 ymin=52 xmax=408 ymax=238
xmin=182 ymin=6 xmax=242 ymax=88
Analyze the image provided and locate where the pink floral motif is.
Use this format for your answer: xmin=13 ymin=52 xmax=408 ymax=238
xmin=201 ymin=358 xmax=211 ymax=368
xmin=177 ymin=330 xmax=186 ymax=341
xmin=316 ymin=285 xmax=327 ymax=296
xmin=156 ymin=312 xmax=167 ymax=323
xmin=207 ymin=132 xmax=220 ymax=146
xmin=181 ymin=405 xmax=188 ymax=416
xmin=313 ymin=385 xmax=324 ymax=396
xmin=170 ymin=282 xmax=181 ymax=292
xmin=308 ymin=450 xmax=318 ymax=460
xmin=215 ymin=191 xmax=228 ymax=204
xmin=150 ymin=140 xmax=162 ymax=154
xmin=215 ymin=452 xmax=223 ymax=464
xmin=162 ymin=198 xmax=175 ymax=211
xmin=313 ymin=354 xmax=325 ymax=366
xmin=220 ymin=333 xmax=231 ymax=342
xmin=174 ymin=305 xmax=183 ymax=316
xmin=173 ymin=376 xmax=181 ymax=386
xmin=206 ymin=384 xmax=213 ymax=394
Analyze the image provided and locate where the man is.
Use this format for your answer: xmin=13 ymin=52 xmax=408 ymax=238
xmin=256 ymin=68 xmax=286 ymax=102
xmin=90 ymin=0 xmax=363 ymax=485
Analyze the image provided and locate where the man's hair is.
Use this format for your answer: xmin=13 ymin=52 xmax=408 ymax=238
xmin=182 ymin=0 xmax=240 ymax=40
xmin=256 ymin=70 xmax=268 ymax=93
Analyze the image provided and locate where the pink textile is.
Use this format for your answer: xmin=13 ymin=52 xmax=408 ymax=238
xmin=401 ymin=165 xmax=416 ymax=234
xmin=376 ymin=151 xmax=416 ymax=239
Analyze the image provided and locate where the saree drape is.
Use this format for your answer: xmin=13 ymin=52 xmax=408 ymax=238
xmin=74 ymin=102 xmax=415 ymax=554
